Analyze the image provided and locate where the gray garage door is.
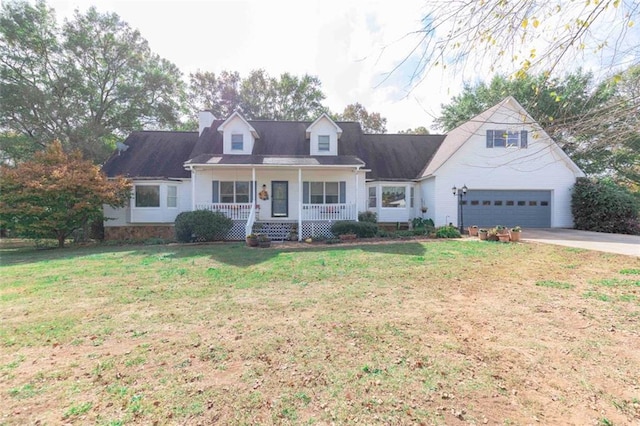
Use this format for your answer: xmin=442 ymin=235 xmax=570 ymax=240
xmin=462 ymin=190 xmax=551 ymax=228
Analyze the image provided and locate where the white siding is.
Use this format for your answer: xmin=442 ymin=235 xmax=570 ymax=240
xmin=366 ymin=182 xmax=418 ymax=223
xmin=221 ymin=115 xmax=255 ymax=155
xmin=308 ymin=118 xmax=339 ymax=156
xmin=419 ymin=177 xmax=436 ymax=224
xmin=104 ymin=179 xmax=191 ymax=226
xmin=193 ymin=167 xmax=364 ymax=220
xmin=434 ymin=107 xmax=581 ymax=228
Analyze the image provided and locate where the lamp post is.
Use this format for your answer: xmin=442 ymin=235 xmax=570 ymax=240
xmin=452 ymin=184 xmax=468 ymax=234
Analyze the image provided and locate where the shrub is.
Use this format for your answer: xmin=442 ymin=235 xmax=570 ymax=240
xmin=174 ymin=210 xmax=233 ymax=242
xmin=358 ymin=211 xmax=377 ymax=223
xmin=331 ymin=221 xmax=378 ymax=238
xmin=572 ymin=178 xmax=640 ymax=235
xmin=434 ymin=225 xmax=461 ymax=238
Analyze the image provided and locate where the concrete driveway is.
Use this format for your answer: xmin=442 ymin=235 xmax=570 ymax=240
xmin=522 ymin=228 xmax=640 ymax=257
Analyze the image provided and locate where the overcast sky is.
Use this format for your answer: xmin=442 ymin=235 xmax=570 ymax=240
xmin=44 ymin=0 xmax=638 ymax=133
xmin=44 ymin=0 xmax=475 ymax=132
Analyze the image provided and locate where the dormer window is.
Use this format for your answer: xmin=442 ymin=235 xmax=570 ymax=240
xmin=318 ymin=135 xmax=330 ymax=152
xmin=231 ymin=134 xmax=244 ymax=150
xmin=486 ymin=130 xmax=528 ymax=148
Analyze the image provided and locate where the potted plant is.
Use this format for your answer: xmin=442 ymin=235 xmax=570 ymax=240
xmin=495 ymin=225 xmax=510 ymax=242
xmin=478 ymin=228 xmax=488 ymax=240
xmin=487 ymin=228 xmax=499 ymax=241
xmin=246 ymin=233 xmax=258 ymax=247
xmin=510 ymin=226 xmax=522 ymax=242
xmin=257 ymin=234 xmax=271 ymax=248
xmin=468 ymin=225 xmax=479 ymax=236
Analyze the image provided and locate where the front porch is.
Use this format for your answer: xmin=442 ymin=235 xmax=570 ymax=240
xmin=195 ymin=202 xmax=357 ymax=241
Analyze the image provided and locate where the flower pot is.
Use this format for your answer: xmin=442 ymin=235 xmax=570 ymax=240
xmin=468 ymin=226 xmax=479 ymax=236
xmin=510 ymin=231 xmax=521 ymax=242
xmin=478 ymin=231 xmax=488 ymax=241
xmin=246 ymin=236 xmax=258 ymax=247
xmin=498 ymin=234 xmax=510 ymax=243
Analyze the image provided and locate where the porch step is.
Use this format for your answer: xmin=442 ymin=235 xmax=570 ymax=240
xmin=254 ymin=222 xmax=296 ymax=242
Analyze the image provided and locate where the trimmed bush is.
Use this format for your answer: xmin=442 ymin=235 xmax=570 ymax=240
xmin=572 ymin=178 xmax=640 ymax=235
xmin=174 ymin=210 xmax=233 ymax=242
xmin=358 ymin=211 xmax=378 ymax=224
xmin=434 ymin=225 xmax=461 ymax=238
xmin=331 ymin=221 xmax=378 ymax=238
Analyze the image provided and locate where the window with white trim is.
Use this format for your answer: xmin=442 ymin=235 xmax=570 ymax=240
xmin=167 ymin=185 xmax=177 ymax=208
xmin=135 ymin=185 xmax=160 ymax=207
xmin=303 ymin=181 xmax=346 ymax=204
xmin=318 ymin=135 xmax=330 ymax=151
xmin=381 ymin=186 xmax=406 ymax=208
xmin=368 ymin=187 xmax=377 ymax=208
xmin=231 ymin=134 xmax=244 ymax=150
xmin=486 ymin=130 xmax=528 ymax=148
xmin=212 ymin=181 xmax=254 ymax=203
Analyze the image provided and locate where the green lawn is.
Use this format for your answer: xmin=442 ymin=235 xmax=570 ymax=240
xmin=1 ymin=239 xmax=639 ymax=425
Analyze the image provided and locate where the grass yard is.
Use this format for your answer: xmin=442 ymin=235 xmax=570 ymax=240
xmin=1 ymin=238 xmax=639 ymax=425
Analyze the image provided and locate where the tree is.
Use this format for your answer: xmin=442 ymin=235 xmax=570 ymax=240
xmin=0 ymin=0 xmax=185 ymax=164
xmin=0 ymin=141 xmax=131 ymax=247
xmin=186 ymin=69 xmax=327 ymax=122
xmin=435 ymin=70 xmax=640 ymax=184
xmin=398 ymin=126 xmax=430 ymax=134
xmin=338 ymin=103 xmax=387 ymax=133
xmin=187 ymin=70 xmax=241 ymax=120
xmin=402 ymin=1 xmax=638 ymax=86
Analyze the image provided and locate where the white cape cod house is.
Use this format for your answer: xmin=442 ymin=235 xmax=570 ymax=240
xmin=102 ymin=97 xmax=584 ymax=240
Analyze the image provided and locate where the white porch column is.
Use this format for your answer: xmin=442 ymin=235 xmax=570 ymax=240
xmin=252 ymin=167 xmax=256 ymax=198
xmin=355 ymin=167 xmax=359 ymax=221
xmin=298 ymin=168 xmax=302 ymax=241
xmin=190 ymin=167 xmax=196 ymax=211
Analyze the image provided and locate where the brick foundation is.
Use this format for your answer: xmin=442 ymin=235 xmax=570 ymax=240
xmin=104 ymin=225 xmax=175 ymax=241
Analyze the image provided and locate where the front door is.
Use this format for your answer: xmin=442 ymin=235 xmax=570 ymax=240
xmin=272 ymin=181 xmax=288 ymax=217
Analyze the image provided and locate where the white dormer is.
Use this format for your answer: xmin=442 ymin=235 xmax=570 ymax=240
xmin=306 ymin=113 xmax=342 ymax=156
xmin=217 ymin=111 xmax=259 ymax=155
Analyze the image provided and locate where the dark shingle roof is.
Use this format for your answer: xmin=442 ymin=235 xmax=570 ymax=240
xmin=102 ymin=131 xmax=198 ymax=179
xmin=342 ymin=134 xmax=446 ymax=180
xmin=103 ymin=122 xmax=446 ymax=181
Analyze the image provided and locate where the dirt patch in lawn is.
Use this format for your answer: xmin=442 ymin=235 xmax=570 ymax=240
xmin=1 ymin=239 xmax=639 ymax=425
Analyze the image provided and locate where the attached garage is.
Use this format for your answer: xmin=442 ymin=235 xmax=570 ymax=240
xmin=462 ymin=190 xmax=551 ymax=228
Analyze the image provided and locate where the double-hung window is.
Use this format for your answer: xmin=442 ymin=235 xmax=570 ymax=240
xmin=212 ymin=181 xmax=254 ymax=203
xmin=486 ymin=130 xmax=528 ymax=148
xmin=303 ymin=181 xmax=346 ymax=204
xmin=318 ymin=135 xmax=330 ymax=151
xmin=368 ymin=187 xmax=377 ymax=208
xmin=167 ymin=185 xmax=177 ymax=208
xmin=231 ymin=134 xmax=244 ymax=150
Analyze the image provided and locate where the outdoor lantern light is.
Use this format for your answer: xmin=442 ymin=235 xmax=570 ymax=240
xmin=452 ymin=184 xmax=469 ymax=233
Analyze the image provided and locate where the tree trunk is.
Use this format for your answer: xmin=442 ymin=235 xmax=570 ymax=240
xmin=57 ymin=234 xmax=66 ymax=248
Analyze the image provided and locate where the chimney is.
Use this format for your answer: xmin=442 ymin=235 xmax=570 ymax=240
xmin=198 ymin=110 xmax=216 ymax=136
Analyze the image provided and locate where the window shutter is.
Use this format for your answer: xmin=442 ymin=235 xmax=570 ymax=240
xmin=520 ymin=130 xmax=528 ymax=148
xmin=303 ymin=182 xmax=309 ymax=204
xmin=486 ymin=130 xmax=494 ymax=148
xmin=339 ymin=181 xmax=346 ymax=203
xmin=212 ymin=181 xmax=219 ymax=203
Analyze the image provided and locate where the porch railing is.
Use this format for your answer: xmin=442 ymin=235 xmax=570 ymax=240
xmin=196 ymin=203 xmax=255 ymax=221
xmin=301 ymin=203 xmax=356 ymax=221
